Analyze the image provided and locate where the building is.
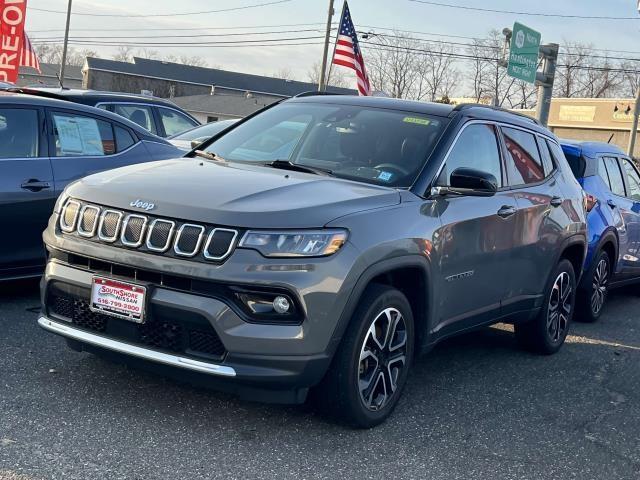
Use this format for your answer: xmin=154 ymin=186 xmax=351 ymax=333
xmin=171 ymin=93 xmax=276 ymax=123
xmin=515 ymin=98 xmax=640 ymax=157
xmin=17 ymin=63 xmax=83 ymax=88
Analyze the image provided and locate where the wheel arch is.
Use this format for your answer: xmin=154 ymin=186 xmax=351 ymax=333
xmin=331 ymin=255 xmax=433 ymax=356
xmin=580 ymin=228 xmax=618 ymax=291
xmin=557 ymin=235 xmax=587 ymax=283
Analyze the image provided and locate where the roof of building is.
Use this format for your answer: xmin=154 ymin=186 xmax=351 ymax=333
xmin=18 ymin=63 xmax=83 ymax=82
xmin=171 ymin=93 xmax=277 ymax=118
xmin=84 ymin=57 xmax=356 ymax=98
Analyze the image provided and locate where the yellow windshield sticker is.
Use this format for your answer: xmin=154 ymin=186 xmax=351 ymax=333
xmin=403 ymin=117 xmax=431 ymax=126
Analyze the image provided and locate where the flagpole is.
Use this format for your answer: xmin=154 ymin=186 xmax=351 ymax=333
xmin=318 ymin=0 xmax=335 ymax=92
xmin=325 ymin=1 xmax=345 ymax=90
xmin=58 ymin=0 xmax=72 ymax=88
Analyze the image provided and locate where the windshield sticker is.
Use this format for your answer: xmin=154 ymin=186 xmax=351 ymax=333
xmin=403 ymin=117 xmax=431 ymax=126
xmin=378 ymin=171 xmax=394 ymax=182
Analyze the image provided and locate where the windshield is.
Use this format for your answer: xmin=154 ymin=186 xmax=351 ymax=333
xmin=201 ymin=102 xmax=447 ymax=187
xmin=172 ymin=119 xmax=238 ymax=141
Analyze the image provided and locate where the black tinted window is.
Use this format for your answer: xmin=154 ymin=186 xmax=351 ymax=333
xmin=440 ymin=123 xmax=502 ymax=187
xmin=537 ymin=137 xmax=554 ymax=175
xmin=603 ymin=156 xmax=625 ymax=196
xmin=621 ymin=158 xmax=640 ymax=201
xmin=502 ymin=127 xmax=544 ymax=185
xmin=113 ymin=104 xmax=156 ymax=134
xmin=0 ymin=108 xmax=39 ymax=158
xmin=115 ymin=126 xmax=136 ymax=151
xmin=203 ymin=103 xmax=447 ymax=187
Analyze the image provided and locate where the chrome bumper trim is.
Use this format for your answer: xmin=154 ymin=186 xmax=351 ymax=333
xmin=38 ymin=315 xmax=236 ymax=377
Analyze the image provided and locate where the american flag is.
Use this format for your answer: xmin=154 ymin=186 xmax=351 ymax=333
xmin=331 ymin=1 xmax=371 ymax=96
xmin=20 ymin=32 xmax=41 ymax=73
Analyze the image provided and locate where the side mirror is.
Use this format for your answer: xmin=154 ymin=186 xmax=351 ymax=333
xmin=432 ymin=167 xmax=498 ymax=197
xmin=190 ymin=139 xmax=203 ymax=149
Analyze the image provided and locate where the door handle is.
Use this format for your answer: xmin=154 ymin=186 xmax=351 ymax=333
xmin=550 ymin=196 xmax=563 ymax=207
xmin=20 ymin=179 xmax=51 ymax=192
xmin=497 ymin=205 xmax=516 ymax=219
xmin=607 ymin=199 xmax=617 ymax=209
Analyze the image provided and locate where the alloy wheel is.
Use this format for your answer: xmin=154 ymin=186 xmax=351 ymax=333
xmin=590 ymin=258 xmax=609 ymax=315
xmin=547 ymin=271 xmax=572 ymax=343
xmin=358 ymin=307 xmax=407 ymax=411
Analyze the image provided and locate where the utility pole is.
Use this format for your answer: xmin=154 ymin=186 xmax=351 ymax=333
xmin=318 ymin=0 xmax=335 ymax=92
xmin=535 ymin=43 xmax=559 ymax=127
xmin=58 ymin=0 xmax=72 ymax=88
xmin=628 ymin=86 xmax=640 ymax=158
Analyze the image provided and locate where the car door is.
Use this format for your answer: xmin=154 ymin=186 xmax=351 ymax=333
xmin=47 ymin=108 xmax=150 ymax=193
xmin=499 ymin=127 xmax=570 ymax=315
xmin=0 ymin=105 xmax=55 ymax=276
xmin=432 ymin=122 xmax=518 ymax=334
xmin=615 ymin=156 xmax=640 ymax=278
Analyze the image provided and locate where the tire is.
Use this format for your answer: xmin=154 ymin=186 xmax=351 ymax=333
xmin=316 ymin=284 xmax=415 ymax=428
xmin=515 ymin=259 xmax=576 ymax=355
xmin=576 ymin=250 xmax=610 ymax=323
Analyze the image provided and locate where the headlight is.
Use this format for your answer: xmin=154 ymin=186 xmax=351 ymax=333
xmin=239 ymin=229 xmax=348 ymax=257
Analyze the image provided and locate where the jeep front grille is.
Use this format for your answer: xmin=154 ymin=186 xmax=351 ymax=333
xmin=59 ymin=199 xmax=239 ymax=263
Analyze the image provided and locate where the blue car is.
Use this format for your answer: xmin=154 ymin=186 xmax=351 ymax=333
xmin=0 ymin=92 xmax=183 ymax=280
xmin=561 ymin=140 xmax=640 ymax=321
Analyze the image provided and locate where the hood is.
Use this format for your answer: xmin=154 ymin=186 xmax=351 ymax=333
xmin=66 ymin=158 xmax=401 ymax=228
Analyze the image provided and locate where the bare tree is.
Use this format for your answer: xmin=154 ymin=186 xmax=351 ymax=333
xmin=272 ymin=67 xmax=294 ymax=80
xmin=163 ymin=54 xmax=207 ymax=67
xmin=366 ymin=32 xmax=420 ymax=98
xmin=113 ymin=46 xmax=134 ymax=63
xmin=619 ymin=61 xmax=640 ymax=97
xmin=307 ymin=61 xmax=350 ymax=89
xmin=414 ymin=42 xmax=459 ymax=101
xmin=33 ymin=44 xmax=98 ymax=66
xmin=555 ymin=42 xmax=589 ymax=98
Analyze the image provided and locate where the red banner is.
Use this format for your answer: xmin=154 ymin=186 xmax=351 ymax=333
xmin=0 ymin=0 xmax=27 ymax=84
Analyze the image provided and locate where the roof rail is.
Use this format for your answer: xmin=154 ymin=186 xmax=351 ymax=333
xmin=5 ymin=87 xmax=68 ymax=101
xmin=453 ymin=103 xmax=541 ymax=125
xmin=293 ymin=90 xmax=343 ymax=98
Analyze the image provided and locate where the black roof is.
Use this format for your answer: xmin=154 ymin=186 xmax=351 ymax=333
xmin=287 ymin=94 xmax=456 ymax=116
xmin=22 ymin=87 xmax=184 ymax=108
xmin=85 ymin=57 xmax=356 ymax=98
xmin=0 ymin=91 xmax=168 ymax=142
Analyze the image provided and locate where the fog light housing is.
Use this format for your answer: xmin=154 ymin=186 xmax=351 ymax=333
xmin=273 ymin=296 xmax=290 ymax=314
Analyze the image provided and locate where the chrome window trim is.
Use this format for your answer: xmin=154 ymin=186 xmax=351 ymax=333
xmin=120 ymin=214 xmax=148 ymax=248
xmin=97 ymin=209 xmax=123 ymax=243
xmin=38 ymin=316 xmax=236 ymax=377
xmin=146 ymin=219 xmax=176 ymax=252
xmin=203 ymin=228 xmax=239 ymax=261
xmin=174 ymin=223 xmax=205 ymax=257
xmin=59 ymin=199 xmax=81 ymax=233
xmin=77 ymin=204 xmax=101 ymax=237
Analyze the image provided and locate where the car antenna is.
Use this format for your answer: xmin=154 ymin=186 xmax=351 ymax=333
xmin=607 ymin=133 xmax=615 ymax=144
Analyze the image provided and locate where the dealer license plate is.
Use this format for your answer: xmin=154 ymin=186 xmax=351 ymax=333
xmin=90 ymin=276 xmax=147 ymax=323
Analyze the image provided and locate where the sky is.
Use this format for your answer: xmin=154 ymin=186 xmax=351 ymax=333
xmin=24 ymin=0 xmax=640 ymax=92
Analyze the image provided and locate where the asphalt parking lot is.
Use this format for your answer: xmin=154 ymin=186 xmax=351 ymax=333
xmin=1 ymin=280 xmax=639 ymax=480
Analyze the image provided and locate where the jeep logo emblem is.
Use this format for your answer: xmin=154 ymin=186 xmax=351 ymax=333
xmin=129 ymin=199 xmax=155 ymax=211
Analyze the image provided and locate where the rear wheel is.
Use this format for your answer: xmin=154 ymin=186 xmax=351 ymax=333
xmin=317 ymin=284 xmax=414 ymax=428
xmin=576 ymin=250 xmax=610 ymax=323
xmin=515 ymin=259 xmax=575 ymax=355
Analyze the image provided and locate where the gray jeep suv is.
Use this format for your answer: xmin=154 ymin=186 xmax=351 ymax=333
xmin=40 ymin=95 xmax=587 ymax=427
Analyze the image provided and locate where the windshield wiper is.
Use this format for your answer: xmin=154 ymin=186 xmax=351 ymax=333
xmin=265 ymin=159 xmax=333 ymax=176
xmin=194 ymin=150 xmax=228 ymax=163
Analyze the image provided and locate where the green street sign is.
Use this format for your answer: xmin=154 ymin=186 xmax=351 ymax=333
xmin=507 ymin=22 xmax=541 ymax=84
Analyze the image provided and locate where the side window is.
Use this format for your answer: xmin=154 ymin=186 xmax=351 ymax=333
xmin=115 ymin=125 xmax=136 ymax=152
xmin=113 ymin=104 xmax=156 ymax=134
xmin=536 ymin=137 xmax=555 ymax=175
xmin=96 ymin=104 xmax=110 ymax=111
xmin=158 ymin=107 xmax=197 ymax=137
xmin=597 ymin=158 xmax=611 ymax=187
xmin=621 ymin=158 xmax=640 ymax=201
xmin=51 ymin=112 xmax=115 ymax=157
xmin=603 ymin=156 xmax=626 ymax=197
xmin=439 ymin=123 xmax=502 ymax=187
xmin=0 ymin=108 xmax=39 ymax=158
xmin=502 ymin=127 xmax=544 ymax=185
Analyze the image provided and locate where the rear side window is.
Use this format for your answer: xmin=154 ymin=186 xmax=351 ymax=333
xmin=51 ymin=112 xmax=115 ymax=157
xmin=597 ymin=158 xmax=610 ymax=186
xmin=0 ymin=108 xmax=39 ymax=158
xmin=158 ymin=107 xmax=197 ymax=137
xmin=603 ymin=156 xmax=626 ymax=197
xmin=115 ymin=126 xmax=136 ymax=151
xmin=440 ymin=123 xmax=502 ymax=187
xmin=113 ymin=104 xmax=156 ymax=134
xmin=502 ymin=127 xmax=544 ymax=185
xmin=621 ymin=158 xmax=640 ymax=201
xmin=536 ymin=137 xmax=555 ymax=175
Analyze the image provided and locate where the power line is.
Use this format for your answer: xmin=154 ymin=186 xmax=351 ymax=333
xmin=408 ymin=0 xmax=640 ymax=20
xmin=29 ymin=0 xmax=292 ymax=17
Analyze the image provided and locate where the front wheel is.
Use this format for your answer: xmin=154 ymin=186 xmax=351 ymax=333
xmin=576 ymin=250 xmax=610 ymax=323
xmin=515 ymin=259 xmax=576 ymax=355
xmin=316 ymin=284 xmax=415 ymax=428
